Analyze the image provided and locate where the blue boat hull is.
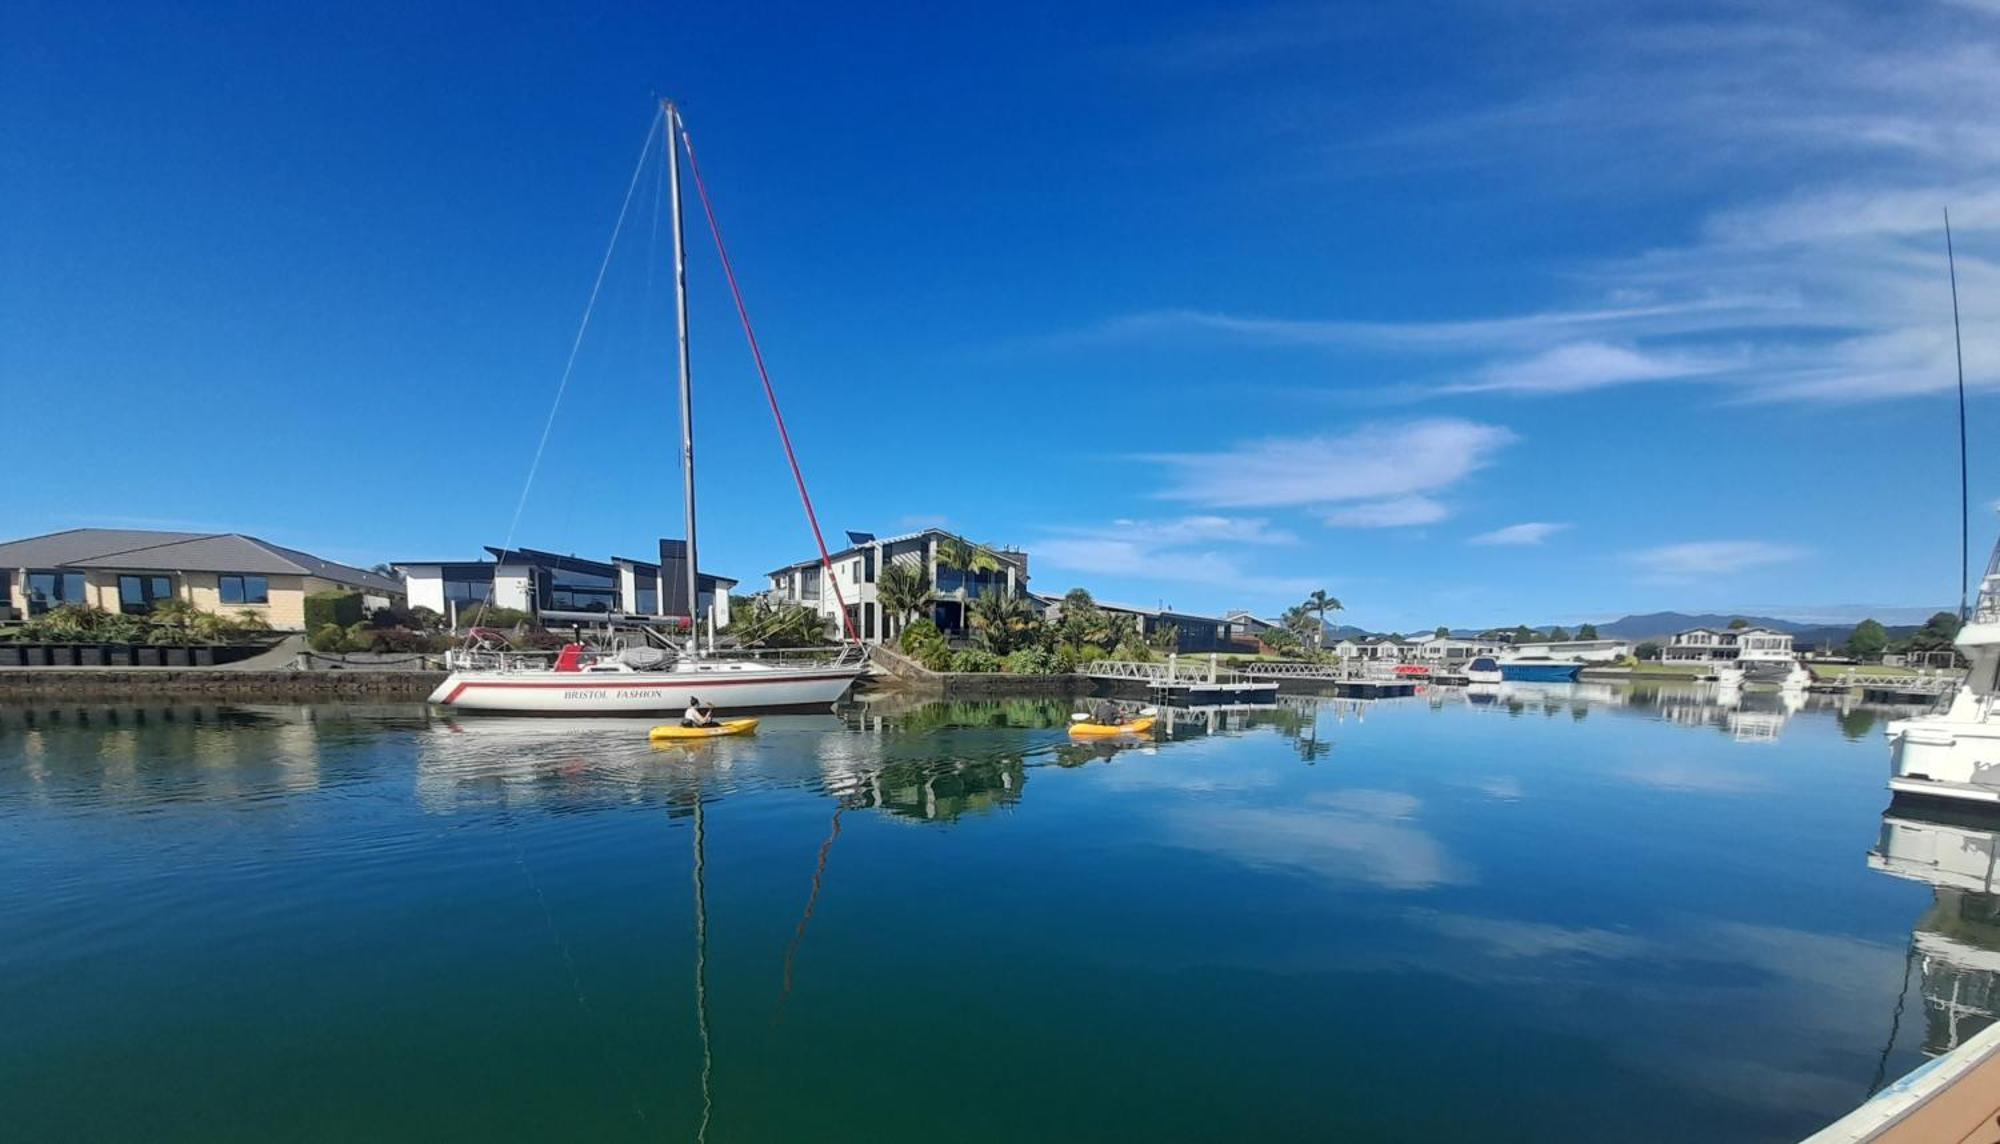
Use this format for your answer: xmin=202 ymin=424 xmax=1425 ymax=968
xmin=1500 ymin=663 xmax=1582 ymax=682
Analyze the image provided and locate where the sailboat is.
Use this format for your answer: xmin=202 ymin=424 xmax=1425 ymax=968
xmin=429 ymin=101 xmax=867 ymax=715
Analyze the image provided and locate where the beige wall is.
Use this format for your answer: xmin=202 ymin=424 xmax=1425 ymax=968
xmin=7 ymin=567 xmax=395 ymax=631
xmin=185 ymin=571 xmax=310 ymax=630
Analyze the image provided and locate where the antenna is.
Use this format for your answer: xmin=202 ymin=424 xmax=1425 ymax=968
xmin=1948 ymin=207 xmax=1970 ymax=623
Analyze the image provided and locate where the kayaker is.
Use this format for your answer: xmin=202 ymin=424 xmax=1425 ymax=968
xmin=1090 ymin=698 xmax=1123 ymax=725
xmin=682 ymin=697 xmax=717 ymax=728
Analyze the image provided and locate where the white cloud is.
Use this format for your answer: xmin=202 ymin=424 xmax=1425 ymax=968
xmin=1628 ymin=540 xmax=1809 ymax=578
xmin=1092 ymin=5 xmax=2000 ymax=404
xmin=1448 ymin=342 xmax=1728 ymax=395
xmin=1326 ymin=495 xmax=1448 ymax=528
xmin=1467 ymin=522 xmax=1569 ymax=547
xmin=1407 ymin=910 xmax=1651 ymax=960
xmin=1032 ymin=515 xmax=1317 ymax=598
xmin=1151 ymin=418 xmax=1515 ymax=509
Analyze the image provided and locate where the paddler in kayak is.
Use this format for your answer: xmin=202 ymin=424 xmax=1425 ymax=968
xmin=1088 ymin=698 xmax=1127 ymax=726
xmin=682 ymin=697 xmax=718 ymax=728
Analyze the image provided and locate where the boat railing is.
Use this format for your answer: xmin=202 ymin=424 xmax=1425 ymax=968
xmin=444 ymin=642 xmax=868 ymax=673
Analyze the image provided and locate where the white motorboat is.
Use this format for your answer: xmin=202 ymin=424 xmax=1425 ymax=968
xmin=430 ymin=101 xmax=866 ymax=716
xmin=1886 ymin=536 xmax=1994 ymax=803
xmin=1464 ymin=655 xmax=1503 ymax=684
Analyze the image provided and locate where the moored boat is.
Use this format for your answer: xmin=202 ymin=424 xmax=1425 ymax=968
xmin=429 ymin=100 xmax=866 ymax=716
xmin=1465 ymin=655 xmax=1503 ymax=684
xmin=1885 ymin=529 xmax=1998 ymax=804
xmin=1497 ymin=652 xmax=1583 ymax=682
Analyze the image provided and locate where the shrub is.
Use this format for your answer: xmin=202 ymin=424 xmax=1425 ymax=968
xmin=949 ymin=649 xmax=1002 ymax=673
xmin=309 ymin=623 xmax=347 ymax=653
xmin=460 ymin=605 xmax=534 ymax=631
xmin=304 ymin=590 xmax=365 ymax=632
xmin=1004 ymin=646 xmax=1068 ymax=675
xmin=407 ymin=606 xmax=446 ymax=633
xmin=370 ymin=628 xmax=441 ymax=654
xmin=342 ymin=621 xmax=378 ymax=653
xmin=899 ymin=618 xmax=945 ymax=654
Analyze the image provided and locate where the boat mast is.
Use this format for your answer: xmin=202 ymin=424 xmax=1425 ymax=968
xmin=665 ymin=100 xmax=702 ymax=649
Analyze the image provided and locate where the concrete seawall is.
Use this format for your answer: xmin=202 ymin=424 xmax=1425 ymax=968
xmin=0 ymin=669 xmax=449 ymax=701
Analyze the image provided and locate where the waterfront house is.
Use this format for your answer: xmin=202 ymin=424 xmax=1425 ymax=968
xmin=395 ymin=541 xmax=736 ymax=629
xmin=1094 ymin=601 xmax=1241 ymax=654
xmin=0 ymin=528 xmax=404 ymax=630
xmin=766 ymin=528 xmax=1029 ymax=645
xmin=1411 ymin=635 xmax=1506 ymax=664
xmin=1662 ymin=626 xmax=1793 ymax=665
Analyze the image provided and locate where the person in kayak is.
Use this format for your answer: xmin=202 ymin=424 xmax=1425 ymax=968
xmin=1089 ymin=698 xmax=1125 ymax=726
xmin=682 ymin=697 xmax=717 ymax=728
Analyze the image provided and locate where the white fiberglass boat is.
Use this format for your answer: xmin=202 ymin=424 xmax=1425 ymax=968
xmin=431 ymin=644 xmax=867 ymax=714
xmin=1886 ymin=537 xmax=1995 ymax=803
xmin=1464 ymin=655 xmax=1503 ymax=684
xmin=430 ymin=101 xmax=866 ymax=716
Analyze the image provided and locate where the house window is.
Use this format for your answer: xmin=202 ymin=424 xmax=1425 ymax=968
xmin=117 ymin=574 xmax=175 ymax=614
xmin=219 ymin=574 xmax=269 ymax=605
xmin=26 ymin=570 xmax=87 ymax=614
xmin=635 ymin=585 xmax=659 ymax=614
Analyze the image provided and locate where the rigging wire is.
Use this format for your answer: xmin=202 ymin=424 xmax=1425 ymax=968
xmin=1948 ymin=207 xmax=1971 ymax=623
xmin=1869 ymin=933 xmax=1918 ymax=1095
xmin=671 ymin=108 xmax=860 ymax=643
xmin=466 ymin=108 xmax=665 ymax=632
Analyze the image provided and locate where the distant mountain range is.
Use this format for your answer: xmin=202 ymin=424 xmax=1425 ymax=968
xmin=1272 ymin=611 xmax=1942 ymax=648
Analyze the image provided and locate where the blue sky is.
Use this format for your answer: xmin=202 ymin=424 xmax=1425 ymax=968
xmin=8 ymin=0 xmax=2000 ymax=631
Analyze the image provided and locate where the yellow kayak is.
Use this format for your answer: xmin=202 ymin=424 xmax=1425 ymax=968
xmin=1068 ymin=715 xmax=1156 ymax=739
xmin=649 ymin=718 xmax=760 ymax=741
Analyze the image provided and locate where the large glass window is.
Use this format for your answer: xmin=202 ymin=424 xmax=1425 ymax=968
xmin=26 ymin=570 xmax=87 ymax=614
xmin=117 ymin=574 xmax=174 ymax=614
xmin=635 ymin=585 xmax=659 ymax=614
xmin=800 ymin=567 xmax=821 ymax=601
xmin=547 ymin=566 xmax=616 ymax=612
xmin=218 ymin=574 xmax=269 ymax=605
xmin=444 ymin=578 xmax=491 ymax=609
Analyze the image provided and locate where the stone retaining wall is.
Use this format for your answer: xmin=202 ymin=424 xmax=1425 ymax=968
xmin=0 ymin=669 xmax=449 ymax=701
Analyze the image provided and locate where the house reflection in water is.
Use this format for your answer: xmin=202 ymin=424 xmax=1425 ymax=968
xmin=1871 ymin=808 xmax=2000 ymax=1056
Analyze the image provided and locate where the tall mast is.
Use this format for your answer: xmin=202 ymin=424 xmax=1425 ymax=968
xmin=665 ymin=100 xmax=702 ymax=647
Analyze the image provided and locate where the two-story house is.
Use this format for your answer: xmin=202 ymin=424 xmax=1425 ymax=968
xmin=765 ymin=528 xmax=1028 ymax=645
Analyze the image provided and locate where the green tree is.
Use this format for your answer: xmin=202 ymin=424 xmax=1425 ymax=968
xmin=1548 ymin=626 xmax=1571 ymax=641
xmin=1635 ymin=640 xmax=1661 ymax=661
xmin=968 ymin=589 xmax=1039 ymax=655
xmin=1727 ymin=617 xmax=1750 ymax=630
xmin=1300 ymin=589 xmax=1342 ymax=652
xmin=1055 ymin=588 xmax=1108 ymax=647
xmin=1845 ymin=618 xmax=1889 ymax=660
xmin=1434 ymin=625 xmax=1450 ymax=639
xmin=1904 ymin=611 xmax=1963 ymax=654
xmin=1511 ymin=624 xmax=1535 ymax=644
xmin=876 ymin=562 xmax=934 ymax=638
xmin=1576 ymin=622 xmax=1599 ymax=640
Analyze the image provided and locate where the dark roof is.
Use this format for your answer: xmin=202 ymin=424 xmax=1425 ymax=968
xmin=767 ymin=527 xmax=1027 ymax=577
xmin=0 ymin=528 xmax=403 ymax=595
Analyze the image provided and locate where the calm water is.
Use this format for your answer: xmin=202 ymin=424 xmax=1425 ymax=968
xmin=0 ymin=684 xmax=1973 ymax=1141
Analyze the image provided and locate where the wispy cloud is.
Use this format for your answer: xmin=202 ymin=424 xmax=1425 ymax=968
xmin=1032 ymin=514 xmax=1315 ymax=599
xmin=1326 ymin=495 xmax=1447 ymax=528
xmin=1626 ymin=540 xmax=1809 ymax=586
xmin=1150 ymin=419 xmax=1514 ymax=530
xmin=1468 ymin=522 xmax=1568 ymax=547
xmin=1100 ymin=3 xmax=2000 ymax=403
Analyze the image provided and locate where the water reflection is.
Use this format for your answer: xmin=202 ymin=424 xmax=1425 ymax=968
xmin=1870 ymin=804 xmax=2000 ymax=1058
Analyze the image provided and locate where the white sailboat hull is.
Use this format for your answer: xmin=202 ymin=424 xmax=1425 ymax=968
xmin=430 ymin=662 xmax=863 ymax=714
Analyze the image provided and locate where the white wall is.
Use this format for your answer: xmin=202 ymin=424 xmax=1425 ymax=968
xmin=493 ymin=564 xmax=531 ymax=612
xmin=401 ymin=565 xmax=445 ymax=614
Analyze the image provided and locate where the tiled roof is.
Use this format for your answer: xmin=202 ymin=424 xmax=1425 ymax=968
xmin=0 ymin=528 xmax=403 ymax=595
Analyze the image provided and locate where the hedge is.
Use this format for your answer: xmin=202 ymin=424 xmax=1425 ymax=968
xmin=304 ymin=590 xmax=365 ymax=632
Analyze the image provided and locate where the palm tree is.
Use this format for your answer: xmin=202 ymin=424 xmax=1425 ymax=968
xmin=1300 ymin=589 xmax=1342 ymax=653
xmin=968 ymin=589 xmax=1038 ymax=654
xmin=933 ymin=536 xmax=973 ymax=595
xmin=876 ymin=562 xmax=934 ymax=640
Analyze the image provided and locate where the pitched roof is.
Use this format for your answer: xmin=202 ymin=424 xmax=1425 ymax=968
xmin=0 ymin=528 xmax=403 ymax=595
